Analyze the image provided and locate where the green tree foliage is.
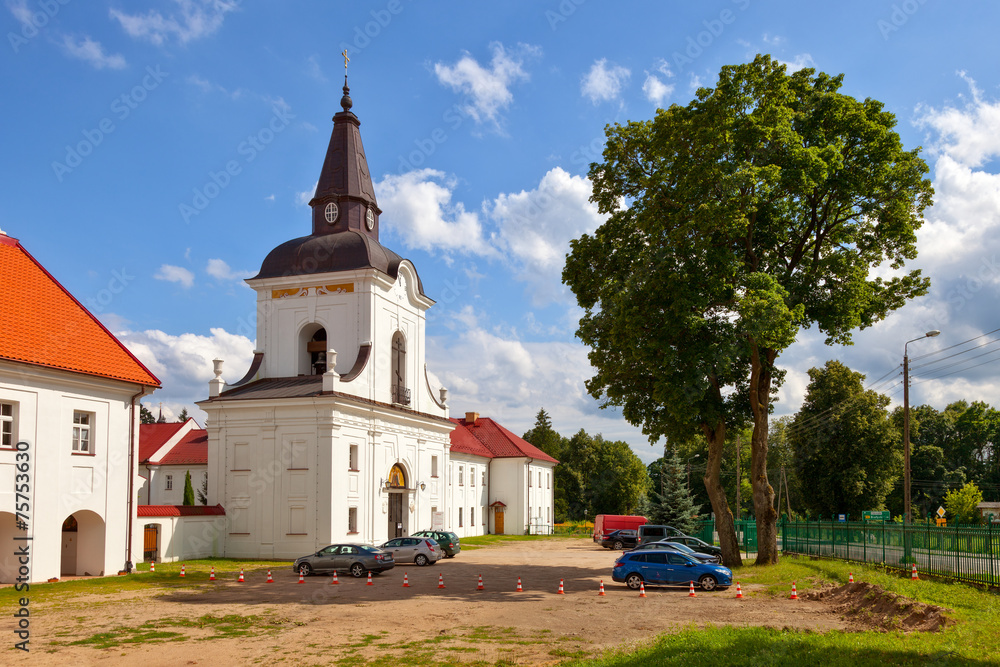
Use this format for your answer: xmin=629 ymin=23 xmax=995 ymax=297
xmin=177 ymin=407 xmax=189 ymax=423
xmin=945 ymin=482 xmax=984 ymax=524
xmin=588 ymin=437 xmax=650 ymax=515
xmin=182 ymin=470 xmax=195 ymax=506
xmin=564 ymin=54 xmax=931 ymax=564
xmin=197 ymin=474 xmax=208 ymax=506
xmin=139 ymin=404 xmax=156 ymax=425
xmin=648 ymin=450 xmax=700 ymax=534
xmin=789 ymin=361 xmax=900 ymax=518
xmin=522 ymin=409 xmax=565 ymax=459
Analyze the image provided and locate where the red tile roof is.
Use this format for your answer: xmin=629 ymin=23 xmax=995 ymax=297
xmin=138 ymin=422 xmax=186 ymax=462
xmin=157 ymin=429 xmax=207 ymax=465
xmin=137 ymin=504 xmax=226 ymax=517
xmin=449 ymin=417 xmax=558 ymax=463
xmin=0 ymin=234 xmax=159 ymax=386
xmin=448 ymin=418 xmax=495 ymax=458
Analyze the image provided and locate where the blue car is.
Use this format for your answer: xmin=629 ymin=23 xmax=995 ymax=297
xmin=612 ymin=549 xmax=732 ymax=591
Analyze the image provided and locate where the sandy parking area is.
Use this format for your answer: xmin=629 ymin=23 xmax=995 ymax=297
xmin=8 ymin=538 xmax=849 ymax=665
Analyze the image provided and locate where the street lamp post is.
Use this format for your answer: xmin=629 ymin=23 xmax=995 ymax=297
xmin=687 ymin=454 xmax=700 ymax=491
xmin=903 ymin=330 xmax=940 ymax=526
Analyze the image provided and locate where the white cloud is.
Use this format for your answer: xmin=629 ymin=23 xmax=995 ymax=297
xmin=110 ymin=0 xmax=239 ymax=46
xmin=306 ymin=54 xmax=326 ymax=82
xmin=581 ymin=58 xmax=630 ymax=104
xmin=375 ymin=169 xmax=497 ymax=259
xmin=915 ymin=73 xmax=1000 ymax=169
xmin=264 ymin=194 xmax=275 ymax=202
xmin=433 ymin=42 xmax=539 ymax=128
xmin=487 ymin=167 xmax=606 ymax=304
xmin=777 ymin=53 xmax=816 ymax=72
xmin=642 ymin=74 xmax=673 ymax=107
xmin=296 ymin=182 xmax=317 ymax=207
xmin=206 ymin=258 xmax=252 ymax=281
xmin=118 ymin=327 xmax=255 ymax=422
xmin=185 ymin=73 xmax=244 ymax=99
xmin=154 ymin=264 xmax=195 ymax=288
xmin=7 ymin=0 xmax=32 ymax=26
xmin=688 ymin=73 xmax=704 ymax=92
xmin=61 ymin=35 xmax=127 ymax=70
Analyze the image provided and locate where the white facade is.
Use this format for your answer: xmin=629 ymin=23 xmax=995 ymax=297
xmin=0 ymin=361 xmax=150 ymax=582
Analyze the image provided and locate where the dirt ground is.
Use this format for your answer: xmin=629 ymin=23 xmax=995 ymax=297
xmin=6 ymin=539 xmax=939 ymax=665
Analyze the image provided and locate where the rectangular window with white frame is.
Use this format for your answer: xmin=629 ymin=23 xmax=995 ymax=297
xmin=348 ymin=507 xmax=358 ymax=533
xmin=431 ymin=455 xmax=438 ymax=477
xmin=481 ymin=469 xmax=486 ymax=486
xmin=547 ymin=472 xmax=550 ymax=489
xmin=72 ymin=410 xmax=94 ymax=454
xmin=349 ymin=444 xmax=359 ymax=471
xmin=459 ymin=465 xmax=464 ymax=486
xmin=482 ymin=506 xmax=487 ymax=527
xmin=470 ymin=507 xmax=475 ymax=525
xmin=458 ymin=507 xmax=463 ymax=527
xmin=470 ymin=466 xmax=475 ymax=486
xmin=1 ymin=401 xmax=16 ymax=449
xmin=165 ymin=474 xmax=173 ymax=491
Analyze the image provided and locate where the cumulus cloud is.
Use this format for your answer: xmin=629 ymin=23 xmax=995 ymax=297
xmin=61 ymin=35 xmax=127 ymax=70
xmin=642 ymin=74 xmax=673 ymax=107
xmin=206 ymin=258 xmax=252 ymax=281
xmin=581 ymin=58 xmax=630 ymax=104
xmin=433 ymin=42 xmax=540 ymax=128
xmin=154 ymin=264 xmax=195 ymax=288
xmin=777 ymin=53 xmax=816 ymax=72
xmin=110 ymin=0 xmax=239 ymax=46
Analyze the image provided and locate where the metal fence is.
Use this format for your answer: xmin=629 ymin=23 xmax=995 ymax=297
xmin=781 ymin=519 xmax=1000 ymax=587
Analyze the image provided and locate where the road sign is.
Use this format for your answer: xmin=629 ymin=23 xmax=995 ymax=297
xmin=863 ymin=511 xmax=890 ymax=521
xmin=937 ymin=506 xmax=946 ymax=518
xmin=838 ymin=514 xmax=846 ymax=522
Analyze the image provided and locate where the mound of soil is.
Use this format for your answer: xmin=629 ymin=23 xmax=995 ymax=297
xmin=804 ymin=582 xmax=954 ymax=633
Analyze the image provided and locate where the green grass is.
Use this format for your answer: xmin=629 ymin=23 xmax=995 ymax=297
xmin=460 ymin=533 xmax=575 ymax=548
xmin=58 ymin=613 xmax=286 ymax=649
xmin=570 ymin=555 xmax=1000 ymax=666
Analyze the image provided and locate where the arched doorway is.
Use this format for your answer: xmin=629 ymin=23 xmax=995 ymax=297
xmin=61 ymin=510 xmax=105 ymax=577
xmin=0 ymin=512 xmax=18 ymax=583
xmin=386 ymin=464 xmax=407 ymax=538
xmin=298 ymin=323 xmax=328 ymax=375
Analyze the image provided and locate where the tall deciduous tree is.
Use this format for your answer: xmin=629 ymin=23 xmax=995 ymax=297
xmin=945 ymin=482 xmax=983 ymax=525
xmin=789 ymin=361 xmax=900 ymax=518
xmin=564 ymin=54 xmax=931 ymax=565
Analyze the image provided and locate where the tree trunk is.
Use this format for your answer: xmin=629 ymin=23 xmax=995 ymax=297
xmin=749 ymin=342 xmax=779 ymax=565
xmin=702 ymin=421 xmax=742 ymax=568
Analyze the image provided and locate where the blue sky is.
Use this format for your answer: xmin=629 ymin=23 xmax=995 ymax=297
xmin=3 ymin=0 xmax=1000 ymax=464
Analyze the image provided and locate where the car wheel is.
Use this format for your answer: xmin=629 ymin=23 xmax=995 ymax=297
xmin=446 ymin=554 xmax=455 ymax=558
xmin=613 ymin=541 xmax=624 ymax=550
xmin=625 ymin=573 xmax=643 ymax=590
xmin=415 ymin=554 xmax=428 ymax=566
xmin=699 ymin=574 xmax=718 ymax=591
xmin=299 ymin=563 xmax=313 ymax=576
xmin=350 ymin=563 xmax=366 ymax=578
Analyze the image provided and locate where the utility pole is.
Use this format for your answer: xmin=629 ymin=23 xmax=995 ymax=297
xmin=904 ymin=330 xmax=940 ymax=525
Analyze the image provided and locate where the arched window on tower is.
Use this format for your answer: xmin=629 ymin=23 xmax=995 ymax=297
xmin=391 ymin=331 xmax=409 ymax=405
xmin=307 ymin=328 xmax=327 ymax=375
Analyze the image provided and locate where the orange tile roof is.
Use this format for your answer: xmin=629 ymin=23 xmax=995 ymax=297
xmin=0 ymin=234 xmax=159 ymax=387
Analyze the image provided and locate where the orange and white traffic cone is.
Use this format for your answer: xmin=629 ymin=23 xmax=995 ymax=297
xmin=179 ymin=565 xmax=185 ymax=578
xmin=688 ymin=581 xmax=697 ymax=597
xmin=437 ymin=573 xmax=446 ymax=589
xmin=790 ymin=582 xmax=798 ymax=599
xmin=150 ymin=561 xmax=155 ymax=572
xmin=266 ymin=569 xmax=273 ymax=583
xmin=331 ymin=570 xmax=339 ymax=585
xmin=209 ymin=567 xmax=216 ymax=581
xmin=367 ymin=572 xmax=374 ymax=586
xmin=238 ymin=568 xmax=245 ymax=583
xmin=557 ymin=578 xmax=565 ymax=594
xmin=848 ymin=572 xmax=854 ymax=584
xmin=911 ymin=563 xmax=919 ymax=581
xmin=477 ymin=574 xmax=484 ymax=591
xmin=598 ymin=580 xmax=606 ymax=596
xmin=735 ymin=582 xmax=743 ymax=598
xmin=297 ymin=569 xmax=305 ymax=584
xmin=639 ymin=582 xmax=647 ymax=598
xmin=402 ymin=572 xmax=410 ymax=587
xmin=516 ymin=576 xmax=523 ymax=592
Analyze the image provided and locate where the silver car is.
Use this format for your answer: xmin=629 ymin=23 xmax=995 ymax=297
xmin=293 ymin=543 xmax=395 ymax=578
xmin=379 ymin=536 xmax=441 ymax=566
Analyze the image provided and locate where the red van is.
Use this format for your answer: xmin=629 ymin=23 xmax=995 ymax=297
xmin=593 ymin=515 xmax=648 ymax=542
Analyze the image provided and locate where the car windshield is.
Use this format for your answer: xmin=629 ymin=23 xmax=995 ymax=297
xmin=358 ymin=545 xmax=380 ymax=553
xmin=661 ymin=541 xmax=695 ymax=554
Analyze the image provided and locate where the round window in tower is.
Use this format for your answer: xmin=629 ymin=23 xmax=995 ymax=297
xmin=324 ymin=202 xmax=339 ymax=224
xmin=366 ymin=207 xmax=375 ymax=231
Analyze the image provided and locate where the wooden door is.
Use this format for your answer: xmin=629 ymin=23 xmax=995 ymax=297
xmin=495 ymin=511 xmax=504 ymax=535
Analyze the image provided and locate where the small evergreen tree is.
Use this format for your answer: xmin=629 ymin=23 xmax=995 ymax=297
xmin=182 ymin=470 xmax=195 ymax=506
xmin=177 ymin=407 xmax=189 ymax=422
xmin=648 ymin=450 xmax=700 ymax=534
xmin=197 ymin=474 xmax=208 ymax=505
xmin=139 ymin=405 xmax=156 ymax=424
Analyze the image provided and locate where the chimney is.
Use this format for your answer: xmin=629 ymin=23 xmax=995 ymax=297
xmin=465 ymin=411 xmax=479 ymax=425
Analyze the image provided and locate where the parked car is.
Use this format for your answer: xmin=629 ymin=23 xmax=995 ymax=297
xmin=593 ymin=514 xmax=648 ymax=543
xmin=380 ymin=536 xmax=440 ymax=566
xmin=637 ymin=524 xmax=685 ymax=545
xmin=293 ymin=543 xmax=395 ymax=578
xmin=600 ymin=529 xmax=639 ymax=550
xmin=411 ymin=530 xmax=462 ymax=558
xmin=612 ymin=549 xmax=732 ymax=591
xmin=630 ymin=540 xmax=721 ymax=563
xmin=663 ymin=535 xmax=722 ymax=558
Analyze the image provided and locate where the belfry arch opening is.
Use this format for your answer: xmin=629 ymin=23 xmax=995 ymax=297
xmin=298 ymin=324 xmax=328 ymax=376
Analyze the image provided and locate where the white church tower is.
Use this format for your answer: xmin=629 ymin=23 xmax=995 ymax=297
xmin=198 ymin=78 xmax=454 ymax=559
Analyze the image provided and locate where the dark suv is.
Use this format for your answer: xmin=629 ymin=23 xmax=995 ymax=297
xmin=600 ymin=529 xmax=639 ymax=550
xmin=411 ymin=530 xmax=461 ymax=558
